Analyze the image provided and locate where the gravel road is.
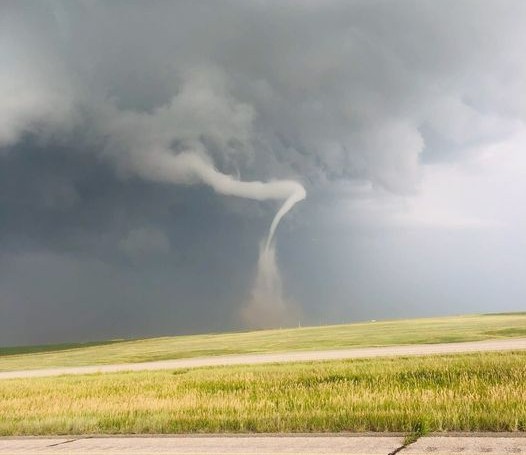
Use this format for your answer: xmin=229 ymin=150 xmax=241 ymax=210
xmin=1 ymin=337 xmax=525 ymax=379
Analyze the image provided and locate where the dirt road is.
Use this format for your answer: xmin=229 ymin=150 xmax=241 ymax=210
xmin=1 ymin=337 xmax=525 ymax=379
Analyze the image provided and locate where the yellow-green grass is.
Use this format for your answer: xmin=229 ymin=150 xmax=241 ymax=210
xmin=0 ymin=351 xmax=525 ymax=435
xmin=1 ymin=313 xmax=525 ymax=373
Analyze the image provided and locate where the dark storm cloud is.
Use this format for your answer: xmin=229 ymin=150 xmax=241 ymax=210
xmin=1 ymin=0 xmax=525 ymax=344
xmin=4 ymin=0 xmax=524 ymax=188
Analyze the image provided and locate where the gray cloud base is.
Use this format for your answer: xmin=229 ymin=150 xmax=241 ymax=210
xmin=0 ymin=1 xmax=525 ymax=345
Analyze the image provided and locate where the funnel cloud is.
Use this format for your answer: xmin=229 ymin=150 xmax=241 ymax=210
xmin=125 ymin=148 xmax=306 ymax=326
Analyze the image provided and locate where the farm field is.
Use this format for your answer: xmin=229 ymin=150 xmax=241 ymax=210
xmin=0 ymin=351 xmax=525 ymax=435
xmin=0 ymin=313 xmax=525 ymax=372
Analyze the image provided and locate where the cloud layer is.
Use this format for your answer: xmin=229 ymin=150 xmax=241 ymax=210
xmin=1 ymin=0 xmax=526 ymax=344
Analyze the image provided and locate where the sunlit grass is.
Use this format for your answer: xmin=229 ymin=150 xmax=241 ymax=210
xmin=1 ymin=313 xmax=525 ymax=372
xmin=0 ymin=351 xmax=525 ymax=435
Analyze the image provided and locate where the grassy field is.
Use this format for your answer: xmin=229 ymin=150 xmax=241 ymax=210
xmin=0 ymin=340 xmax=124 ymax=357
xmin=0 ymin=313 xmax=525 ymax=372
xmin=0 ymin=351 xmax=525 ymax=435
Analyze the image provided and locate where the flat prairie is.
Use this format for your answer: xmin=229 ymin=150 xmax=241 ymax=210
xmin=1 ymin=313 xmax=525 ymax=372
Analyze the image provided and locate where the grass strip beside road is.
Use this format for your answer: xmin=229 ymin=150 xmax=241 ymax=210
xmin=1 ymin=351 xmax=525 ymax=435
xmin=1 ymin=313 xmax=526 ymax=372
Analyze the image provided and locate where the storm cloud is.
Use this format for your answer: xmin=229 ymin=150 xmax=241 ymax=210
xmin=1 ymin=0 xmax=525 ymax=345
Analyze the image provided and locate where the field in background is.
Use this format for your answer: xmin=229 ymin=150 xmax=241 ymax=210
xmin=0 ymin=312 xmax=525 ymax=372
xmin=0 ymin=351 xmax=525 ymax=435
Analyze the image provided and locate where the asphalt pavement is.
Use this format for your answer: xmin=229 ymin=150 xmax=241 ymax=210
xmin=1 ymin=435 xmax=525 ymax=454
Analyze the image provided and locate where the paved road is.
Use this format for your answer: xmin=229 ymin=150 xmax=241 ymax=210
xmin=407 ymin=435 xmax=526 ymax=454
xmin=1 ymin=435 xmax=525 ymax=454
xmin=0 ymin=436 xmax=403 ymax=454
xmin=1 ymin=337 xmax=525 ymax=380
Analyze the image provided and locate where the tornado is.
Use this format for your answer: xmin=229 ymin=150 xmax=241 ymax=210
xmin=133 ymin=149 xmax=306 ymax=327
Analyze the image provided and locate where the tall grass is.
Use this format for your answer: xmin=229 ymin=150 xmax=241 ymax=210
xmin=1 ymin=351 xmax=525 ymax=435
xmin=1 ymin=313 xmax=526 ymax=372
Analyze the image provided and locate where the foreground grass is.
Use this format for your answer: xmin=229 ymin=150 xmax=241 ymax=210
xmin=0 ymin=351 xmax=525 ymax=435
xmin=1 ymin=313 xmax=526 ymax=372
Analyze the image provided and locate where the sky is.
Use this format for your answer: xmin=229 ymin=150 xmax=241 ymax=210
xmin=1 ymin=0 xmax=525 ymax=346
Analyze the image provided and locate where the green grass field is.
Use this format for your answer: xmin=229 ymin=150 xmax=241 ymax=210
xmin=1 ymin=313 xmax=525 ymax=372
xmin=1 ymin=351 xmax=525 ymax=435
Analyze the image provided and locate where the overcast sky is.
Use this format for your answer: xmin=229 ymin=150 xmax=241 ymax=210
xmin=1 ymin=0 xmax=525 ymax=346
